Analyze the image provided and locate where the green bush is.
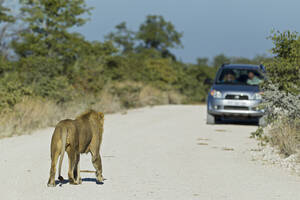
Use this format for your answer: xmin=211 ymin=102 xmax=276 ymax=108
xmin=31 ymin=76 xmax=75 ymax=103
xmin=72 ymin=56 xmax=109 ymax=93
xmin=258 ymin=31 xmax=300 ymax=159
xmin=16 ymin=56 xmax=75 ymax=103
xmin=0 ymin=72 xmax=32 ymax=111
xmin=177 ymin=64 xmax=217 ymax=102
xmin=265 ymin=31 xmax=300 ymax=95
xmin=142 ymin=58 xmax=177 ymax=89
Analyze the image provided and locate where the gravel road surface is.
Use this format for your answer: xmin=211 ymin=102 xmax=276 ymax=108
xmin=1 ymin=105 xmax=300 ymax=200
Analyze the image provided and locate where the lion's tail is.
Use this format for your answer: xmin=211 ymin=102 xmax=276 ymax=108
xmin=58 ymin=127 xmax=68 ymax=182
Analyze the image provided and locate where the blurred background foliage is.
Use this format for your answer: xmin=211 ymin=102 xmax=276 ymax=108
xmin=0 ymin=0 xmax=271 ymax=114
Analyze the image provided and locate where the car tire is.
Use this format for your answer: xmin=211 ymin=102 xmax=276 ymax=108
xmin=207 ymin=112 xmax=216 ymax=124
xmin=258 ymin=116 xmax=266 ymax=127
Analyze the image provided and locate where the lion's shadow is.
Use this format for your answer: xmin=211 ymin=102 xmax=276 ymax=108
xmin=55 ymin=178 xmax=105 ymax=187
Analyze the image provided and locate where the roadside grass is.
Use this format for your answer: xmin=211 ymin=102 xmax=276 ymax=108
xmin=267 ymin=118 xmax=300 ymax=157
xmin=0 ymin=82 xmax=185 ymax=138
xmin=0 ymin=97 xmax=71 ymax=138
xmin=251 ymin=118 xmax=300 ymax=161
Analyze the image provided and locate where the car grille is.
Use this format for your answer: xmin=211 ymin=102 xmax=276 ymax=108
xmin=224 ymin=106 xmax=249 ymax=111
xmin=225 ymin=94 xmax=248 ymax=100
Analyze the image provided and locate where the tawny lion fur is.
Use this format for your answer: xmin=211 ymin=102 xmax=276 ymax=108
xmin=47 ymin=110 xmax=104 ymax=187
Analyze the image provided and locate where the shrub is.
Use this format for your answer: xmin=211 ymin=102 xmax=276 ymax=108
xmin=262 ymin=83 xmax=300 ymax=121
xmin=265 ymin=31 xmax=300 ymax=95
xmin=16 ymin=56 xmax=77 ymax=103
xmin=142 ymin=58 xmax=177 ymax=89
xmin=0 ymin=72 xmax=32 ymax=111
xmin=72 ymin=56 xmax=110 ymax=93
xmin=178 ymin=64 xmax=216 ymax=102
xmin=259 ymin=31 xmax=300 ymax=159
xmin=267 ymin=118 xmax=300 ymax=157
xmin=17 ymin=56 xmax=64 ymax=83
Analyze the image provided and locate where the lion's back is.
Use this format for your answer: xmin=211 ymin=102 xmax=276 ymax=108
xmin=75 ymin=110 xmax=104 ymax=153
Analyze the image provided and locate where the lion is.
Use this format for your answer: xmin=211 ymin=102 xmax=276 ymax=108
xmin=47 ymin=110 xmax=104 ymax=187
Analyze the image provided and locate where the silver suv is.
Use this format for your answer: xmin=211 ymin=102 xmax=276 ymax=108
xmin=206 ymin=64 xmax=265 ymax=125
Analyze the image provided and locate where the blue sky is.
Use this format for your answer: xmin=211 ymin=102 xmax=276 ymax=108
xmin=75 ymin=0 xmax=300 ymax=63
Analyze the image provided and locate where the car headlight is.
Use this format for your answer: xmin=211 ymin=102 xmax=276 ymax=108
xmin=210 ymin=89 xmax=222 ymax=98
xmin=253 ymin=92 xmax=262 ymax=100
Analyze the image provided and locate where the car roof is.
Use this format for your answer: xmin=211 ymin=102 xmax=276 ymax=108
xmin=221 ymin=64 xmax=261 ymax=70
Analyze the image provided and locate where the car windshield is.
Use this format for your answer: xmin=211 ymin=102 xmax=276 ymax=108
xmin=216 ymin=68 xmax=264 ymax=86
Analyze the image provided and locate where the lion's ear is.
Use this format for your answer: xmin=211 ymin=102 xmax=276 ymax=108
xmin=98 ymin=112 xmax=104 ymax=118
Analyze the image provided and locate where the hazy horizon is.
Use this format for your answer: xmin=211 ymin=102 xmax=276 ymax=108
xmin=73 ymin=0 xmax=300 ymax=63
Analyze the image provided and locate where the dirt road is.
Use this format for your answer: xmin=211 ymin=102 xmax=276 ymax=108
xmin=1 ymin=105 xmax=300 ymax=200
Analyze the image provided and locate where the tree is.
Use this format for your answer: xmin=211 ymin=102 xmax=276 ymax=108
xmin=0 ymin=0 xmax=14 ymax=23
xmin=0 ymin=0 xmax=15 ymax=57
xmin=13 ymin=0 xmax=92 ymax=69
xmin=196 ymin=57 xmax=209 ymax=66
xmin=264 ymin=31 xmax=300 ymax=94
xmin=0 ymin=0 xmax=15 ymax=74
xmin=136 ymin=15 xmax=183 ymax=59
xmin=270 ymin=30 xmax=298 ymax=59
xmin=230 ymin=57 xmax=253 ymax=64
xmin=105 ymin=22 xmax=135 ymax=54
xmin=213 ymin=54 xmax=230 ymax=68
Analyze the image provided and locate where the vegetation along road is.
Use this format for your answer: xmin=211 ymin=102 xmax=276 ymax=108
xmin=1 ymin=105 xmax=300 ymax=200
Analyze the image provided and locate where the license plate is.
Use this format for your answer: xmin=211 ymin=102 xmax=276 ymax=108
xmin=224 ymin=100 xmax=246 ymax=106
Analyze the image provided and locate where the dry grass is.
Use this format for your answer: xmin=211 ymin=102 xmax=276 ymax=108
xmin=139 ymin=85 xmax=168 ymax=106
xmin=0 ymin=94 xmax=122 ymax=138
xmin=267 ymin=119 xmax=300 ymax=157
xmin=139 ymin=85 xmax=185 ymax=106
xmin=0 ymin=82 xmax=185 ymax=139
xmin=167 ymin=91 xmax=185 ymax=104
xmin=89 ymin=87 xmax=123 ymax=114
xmin=0 ymin=97 xmax=61 ymax=138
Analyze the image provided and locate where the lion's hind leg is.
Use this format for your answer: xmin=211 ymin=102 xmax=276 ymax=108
xmin=67 ymin=149 xmax=79 ymax=185
xmin=91 ymin=151 xmax=103 ymax=184
xmin=47 ymin=151 xmax=60 ymax=187
xmin=47 ymin=132 xmax=62 ymax=187
xmin=74 ymin=153 xmax=82 ymax=184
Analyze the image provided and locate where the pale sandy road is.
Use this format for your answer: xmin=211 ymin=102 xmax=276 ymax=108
xmin=0 ymin=105 xmax=300 ymax=200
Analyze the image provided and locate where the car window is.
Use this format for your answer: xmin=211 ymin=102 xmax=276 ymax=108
xmin=216 ymin=68 xmax=264 ymax=85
